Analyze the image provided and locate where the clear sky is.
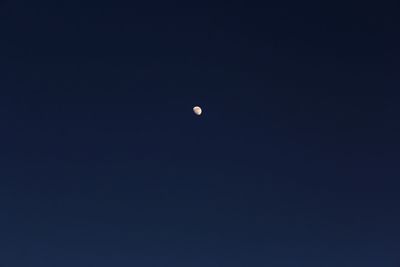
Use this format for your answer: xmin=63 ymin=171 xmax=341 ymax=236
xmin=1 ymin=1 xmax=399 ymax=266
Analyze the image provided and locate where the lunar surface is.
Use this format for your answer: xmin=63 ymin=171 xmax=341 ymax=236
xmin=193 ymin=106 xmax=202 ymax=115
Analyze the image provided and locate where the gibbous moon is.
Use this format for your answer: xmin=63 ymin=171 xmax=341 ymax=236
xmin=193 ymin=106 xmax=202 ymax=115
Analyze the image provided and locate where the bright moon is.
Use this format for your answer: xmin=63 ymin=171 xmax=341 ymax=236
xmin=193 ymin=106 xmax=202 ymax=115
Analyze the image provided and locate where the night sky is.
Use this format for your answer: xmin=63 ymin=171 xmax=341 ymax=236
xmin=1 ymin=1 xmax=400 ymax=266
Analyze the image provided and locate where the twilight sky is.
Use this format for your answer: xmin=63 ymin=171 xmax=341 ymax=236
xmin=1 ymin=1 xmax=400 ymax=266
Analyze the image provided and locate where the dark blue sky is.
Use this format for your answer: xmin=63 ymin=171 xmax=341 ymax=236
xmin=1 ymin=1 xmax=400 ymax=266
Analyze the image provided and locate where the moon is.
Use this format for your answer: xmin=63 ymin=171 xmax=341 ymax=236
xmin=193 ymin=106 xmax=202 ymax=116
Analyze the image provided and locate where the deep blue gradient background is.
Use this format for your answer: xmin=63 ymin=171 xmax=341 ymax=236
xmin=1 ymin=1 xmax=400 ymax=266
